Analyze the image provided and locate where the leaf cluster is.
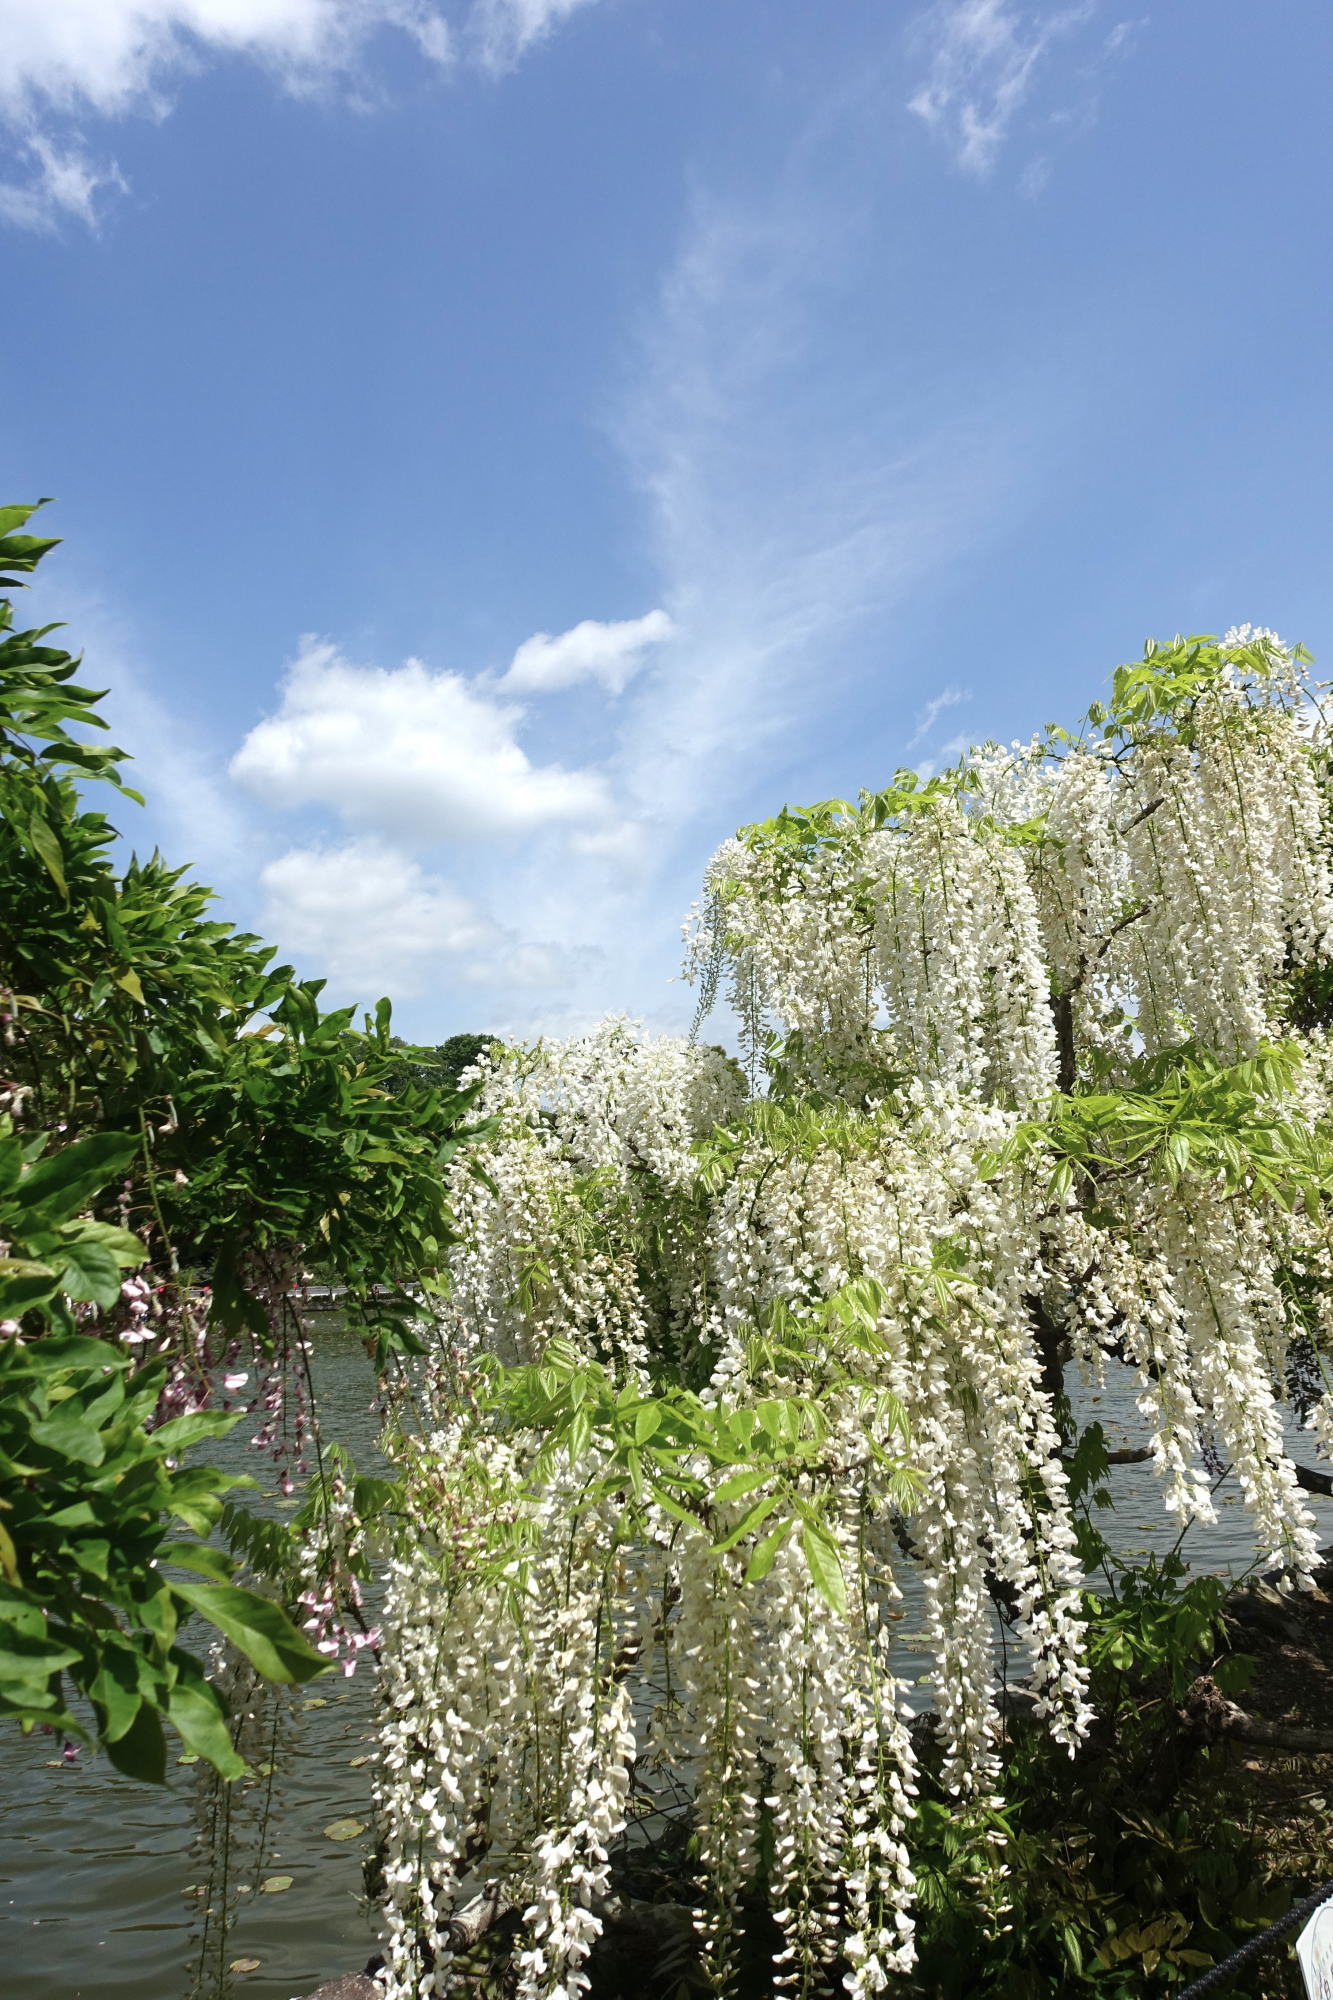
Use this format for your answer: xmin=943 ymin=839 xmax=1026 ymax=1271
xmin=0 ymin=1131 xmax=328 ymax=1782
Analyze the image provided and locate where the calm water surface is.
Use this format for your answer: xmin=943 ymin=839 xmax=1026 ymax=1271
xmin=2 ymin=1330 xmax=1330 ymax=1999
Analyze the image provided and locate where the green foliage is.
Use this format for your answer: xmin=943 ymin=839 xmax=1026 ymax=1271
xmin=0 ymin=504 xmax=490 ymax=1358
xmin=989 ymin=1041 xmax=1333 ymax=1216
xmin=907 ymin=1556 xmax=1290 ymax=1997
xmin=0 ymin=502 xmax=491 ymax=1778
xmin=487 ymin=1311 xmax=914 ymax=1615
xmin=386 ymin=1031 xmax=498 ymax=1096
xmin=0 ymin=1133 xmax=328 ymax=1779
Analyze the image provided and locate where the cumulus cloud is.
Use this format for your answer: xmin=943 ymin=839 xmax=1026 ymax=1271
xmin=907 ymin=0 xmax=1094 ymax=176
xmin=258 ymin=837 xmax=579 ymax=997
xmin=0 ymin=0 xmax=452 ymax=124
xmin=0 ymin=131 xmax=125 ymax=230
xmin=500 ymin=608 xmax=674 ymax=696
xmin=0 ymin=0 xmax=609 ymax=232
xmin=230 ymin=637 xmax=614 ymax=841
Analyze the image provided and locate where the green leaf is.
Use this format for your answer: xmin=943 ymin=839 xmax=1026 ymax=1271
xmin=800 ymin=1519 xmax=847 ymax=1615
xmin=167 ymin=1675 xmax=245 ymax=1780
xmin=30 ymin=1406 xmax=106 ymax=1467
xmin=713 ymin=1467 xmax=774 ymax=1506
xmin=24 ymin=812 xmax=68 ymax=899
xmin=104 ymin=1700 xmax=167 ymax=1785
xmin=52 ymin=1234 xmax=129 ymax=1307
xmin=164 ymin=1541 xmax=237 ymax=1583
xmin=151 ymin=1410 xmax=242 ymax=1454
xmin=633 ymin=1404 xmax=662 ymax=1445
xmin=322 ymin=1817 xmax=365 ymax=1841
xmin=13 ymin=1132 xmax=137 ymax=1219
xmin=744 ymin=1517 xmax=793 ymax=1584
xmin=171 ymin=1583 xmax=330 ymax=1684
xmin=712 ymin=1489 xmax=779 ymax=1554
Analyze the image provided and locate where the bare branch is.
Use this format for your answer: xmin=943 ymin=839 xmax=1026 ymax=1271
xmin=1118 ymin=795 xmax=1166 ymax=835
xmin=446 ymin=1882 xmax=511 ymax=1951
xmin=1181 ymin=1675 xmax=1333 ymax=1757
xmin=1091 ymin=900 xmax=1153 ymax=967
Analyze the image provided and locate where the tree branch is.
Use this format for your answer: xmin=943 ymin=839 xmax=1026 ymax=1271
xmin=1118 ymin=795 xmax=1166 ymax=835
xmin=1181 ymin=1675 xmax=1333 ymax=1757
xmin=446 ymin=1882 xmax=511 ymax=1951
xmin=1090 ymin=900 xmax=1152 ymax=967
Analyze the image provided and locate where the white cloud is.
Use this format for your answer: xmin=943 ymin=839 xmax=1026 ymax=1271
xmin=0 ymin=0 xmax=608 ymax=232
xmin=908 ymin=683 xmax=968 ymax=749
xmin=918 ymin=730 xmax=973 ymax=778
xmin=0 ymin=132 xmax=125 ymax=230
xmin=500 ymin=608 xmax=674 ymax=696
xmin=258 ymin=836 xmax=580 ymax=997
xmin=230 ymin=636 xmax=614 ymax=840
xmin=611 ymin=187 xmax=1023 ymax=838
xmin=906 ymin=0 xmax=1093 ymax=176
xmin=0 ymin=0 xmax=452 ymax=124
xmin=469 ymin=0 xmax=601 ymax=72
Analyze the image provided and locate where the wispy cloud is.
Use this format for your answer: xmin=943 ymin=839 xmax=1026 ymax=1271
xmin=0 ymin=131 xmax=125 ymax=232
xmin=918 ymin=730 xmax=973 ymax=779
xmin=55 ymin=32 xmax=1079 ymax=1035
xmin=611 ymin=189 xmax=1022 ymax=839
xmin=468 ymin=0 xmax=602 ymax=73
xmin=907 ymin=0 xmax=1099 ymax=177
xmin=908 ymin=684 xmax=968 ymax=749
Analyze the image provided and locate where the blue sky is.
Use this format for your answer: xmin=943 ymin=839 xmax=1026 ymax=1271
xmin=4 ymin=0 xmax=1333 ymax=1041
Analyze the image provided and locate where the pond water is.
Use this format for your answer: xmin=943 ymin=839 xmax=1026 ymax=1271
xmin=2 ymin=1328 xmax=1330 ymax=2000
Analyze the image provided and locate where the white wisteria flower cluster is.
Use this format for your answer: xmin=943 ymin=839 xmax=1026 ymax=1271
xmin=374 ymin=631 xmax=1333 ymax=1998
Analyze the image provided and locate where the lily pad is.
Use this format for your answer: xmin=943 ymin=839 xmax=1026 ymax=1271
xmin=349 ymin=1754 xmax=371 ymax=1767
xmin=323 ymin=1817 xmax=365 ymax=1842
xmin=303 ymin=1696 xmax=329 ymax=1709
xmin=228 ymin=1961 xmax=261 ymax=1976
xmin=259 ymin=1875 xmax=294 ymax=1893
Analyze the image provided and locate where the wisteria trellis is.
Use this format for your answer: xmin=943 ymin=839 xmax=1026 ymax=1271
xmin=373 ymin=629 xmax=1333 ymax=1998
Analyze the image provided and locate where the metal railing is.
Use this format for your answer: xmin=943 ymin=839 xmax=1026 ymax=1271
xmin=1176 ymin=1878 xmax=1333 ymax=1997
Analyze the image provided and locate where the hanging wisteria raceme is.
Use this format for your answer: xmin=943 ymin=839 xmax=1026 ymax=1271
xmin=375 ymin=631 xmax=1333 ymax=1998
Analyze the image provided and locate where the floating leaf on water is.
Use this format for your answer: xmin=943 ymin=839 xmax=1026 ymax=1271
xmin=349 ymin=1754 xmax=371 ymax=1767
xmin=256 ymin=1761 xmax=275 ymax=1776
xmin=323 ymin=1817 xmax=365 ymax=1841
xmin=259 ymin=1875 xmax=294 ymax=1893
xmin=236 ymin=1885 xmax=253 ymax=1895
xmin=177 ymin=1753 xmax=200 ymax=1765
xmin=228 ymin=1961 xmax=261 ymax=1975
xmin=303 ymin=1696 xmax=329 ymax=1709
